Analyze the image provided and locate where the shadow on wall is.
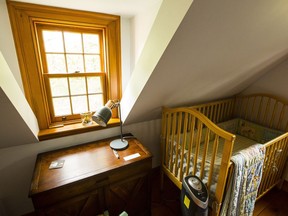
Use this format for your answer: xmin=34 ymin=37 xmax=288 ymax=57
xmin=124 ymin=118 xmax=162 ymax=168
xmin=0 ymin=155 xmax=36 ymax=216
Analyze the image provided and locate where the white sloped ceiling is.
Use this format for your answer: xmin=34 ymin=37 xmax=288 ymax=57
xmin=0 ymin=52 xmax=39 ymax=148
xmin=122 ymin=0 xmax=288 ymax=124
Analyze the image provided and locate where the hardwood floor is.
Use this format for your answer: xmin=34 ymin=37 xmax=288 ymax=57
xmin=151 ymin=168 xmax=288 ymax=216
xmin=253 ymin=189 xmax=288 ymax=216
xmin=151 ymin=168 xmax=181 ymax=216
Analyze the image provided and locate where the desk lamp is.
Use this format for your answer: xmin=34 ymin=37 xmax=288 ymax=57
xmin=92 ymin=100 xmax=128 ymax=150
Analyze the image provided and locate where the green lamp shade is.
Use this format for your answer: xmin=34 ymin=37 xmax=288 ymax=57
xmin=92 ymin=100 xmax=128 ymax=150
xmin=92 ymin=106 xmax=112 ymax=127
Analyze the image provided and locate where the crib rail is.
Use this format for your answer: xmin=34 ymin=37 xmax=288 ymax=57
xmin=234 ymin=94 xmax=288 ymax=132
xmin=161 ymin=107 xmax=235 ymax=216
xmin=257 ymin=132 xmax=288 ymax=199
xmin=190 ymin=98 xmax=235 ymax=124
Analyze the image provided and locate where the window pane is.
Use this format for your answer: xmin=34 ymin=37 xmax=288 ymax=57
xmin=67 ymin=54 xmax=84 ymax=73
xmin=64 ymin=32 xmax=82 ymax=53
xmin=46 ymin=54 xmax=66 ymax=73
xmin=85 ymin=55 xmax=101 ymax=72
xmin=71 ymin=96 xmax=88 ymax=114
xmin=83 ymin=34 xmax=100 ymax=53
xmin=42 ymin=30 xmax=64 ymax=52
xmin=88 ymin=94 xmax=103 ymax=111
xmin=49 ymin=78 xmax=69 ymax=97
xmin=53 ymin=97 xmax=71 ymax=116
xmin=87 ymin=76 xmax=102 ymax=93
xmin=69 ymin=77 xmax=86 ymax=95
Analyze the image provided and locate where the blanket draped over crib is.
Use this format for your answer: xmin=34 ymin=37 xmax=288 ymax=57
xmin=220 ymin=144 xmax=266 ymax=216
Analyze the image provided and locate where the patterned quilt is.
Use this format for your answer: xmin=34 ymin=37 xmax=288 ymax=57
xmin=220 ymin=144 xmax=266 ymax=216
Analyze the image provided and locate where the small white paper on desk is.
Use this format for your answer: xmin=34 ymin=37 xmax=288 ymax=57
xmin=49 ymin=160 xmax=65 ymax=169
xmin=123 ymin=153 xmax=140 ymax=161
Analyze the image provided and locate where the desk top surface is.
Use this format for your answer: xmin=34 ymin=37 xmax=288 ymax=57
xmin=29 ymin=136 xmax=152 ymax=196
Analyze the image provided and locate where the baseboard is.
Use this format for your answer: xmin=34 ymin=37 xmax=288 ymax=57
xmin=282 ymin=180 xmax=288 ymax=193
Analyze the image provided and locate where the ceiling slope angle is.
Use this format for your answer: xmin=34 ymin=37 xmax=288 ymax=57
xmin=122 ymin=0 xmax=288 ymax=125
xmin=121 ymin=0 xmax=194 ymax=124
xmin=0 ymin=52 xmax=39 ymax=148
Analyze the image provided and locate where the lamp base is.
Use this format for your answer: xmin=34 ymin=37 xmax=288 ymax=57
xmin=110 ymin=139 xmax=128 ymax=150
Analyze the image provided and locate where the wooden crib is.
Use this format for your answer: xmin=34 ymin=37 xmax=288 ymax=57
xmin=160 ymin=94 xmax=288 ymax=216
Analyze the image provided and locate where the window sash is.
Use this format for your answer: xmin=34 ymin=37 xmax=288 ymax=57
xmin=36 ymin=24 xmax=107 ymax=125
xmin=44 ymin=73 xmax=106 ymax=124
xmin=36 ymin=24 xmax=106 ymax=74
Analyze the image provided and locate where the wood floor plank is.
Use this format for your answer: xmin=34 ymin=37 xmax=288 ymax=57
xmin=254 ymin=189 xmax=288 ymax=216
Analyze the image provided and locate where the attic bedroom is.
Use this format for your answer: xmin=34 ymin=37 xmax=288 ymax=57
xmin=0 ymin=0 xmax=288 ymax=215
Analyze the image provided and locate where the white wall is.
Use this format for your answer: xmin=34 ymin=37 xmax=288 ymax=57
xmin=243 ymin=58 xmax=288 ymax=100
xmin=0 ymin=0 xmax=23 ymax=90
xmin=120 ymin=17 xmax=131 ymax=92
xmin=130 ymin=0 xmax=162 ymax=69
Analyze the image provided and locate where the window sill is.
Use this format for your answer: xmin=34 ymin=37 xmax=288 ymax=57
xmin=38 ymin=118 xmax=120 ymax=141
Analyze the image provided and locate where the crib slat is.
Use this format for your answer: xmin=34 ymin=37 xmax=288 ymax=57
xmin=193 ymin=121 xmax=202 ymax=175
xmin=278 ymin=137 xmax=288 ymax=178
xmin=218 ymin=103 xmax=227 ymax=121
xmin=256 ymin=96 xmax=264 ymax=123
xmin=219 ymin=103 xmax=224 ymax=122
xmin=200 ymin=128 xmax=210 ymax=179
xmin=179 ymin=112 xmax=189 ymax=182
xmin=277 ymin=105 xmax=285 ymax=130
xmin=274 ymin=139 xmax=286 ymax=181
xmin=185 ymin=115 xmax=196 ymax=177
xmin=259 ymin=144 xmax=272 ymax=194
xmin=268 ymin=142 xmax=281 ymax=188
xmin=268 ymin=142 xmax=281 ymax=187
xmin=269 ymin=101 xmax=278 ymax=128
xmin=264 ymin=97 xmax=271 ymax=126
xmin=207 ymin=135 xmax=219 ymax=190
xmin=217 ymin=104 xmax=221 ymax=122
xmin=169 ymin=113 xmax=177 ymax=172
xmin=251 ymin=96 xmax=256 ymax=121
xmin=210 ymin=105 xmax=214 ymax=122
xmin=214 ymin=139 xmax=235 ymax=216
xmin=174 ymin=112 xmax=183 ymax=177
xmin=285 ymin=108 xmax=288 ymax=131
xmin=167 ymin=112 xmax=174 ymax=171
xmin=244 ymin=96 xmax=250 ymax=119
xmin=261 ymin=143 xmax=277 ymax=194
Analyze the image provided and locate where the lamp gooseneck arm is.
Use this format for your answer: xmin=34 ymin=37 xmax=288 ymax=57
xmin=103 ymin=99 xmax=125 ymax=143
xmin=117 ymin=102 xmax=124 ymax=142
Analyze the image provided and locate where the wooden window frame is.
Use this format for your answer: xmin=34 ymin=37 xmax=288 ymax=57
xmin=7 ymin=1 xmax=122 ymax=140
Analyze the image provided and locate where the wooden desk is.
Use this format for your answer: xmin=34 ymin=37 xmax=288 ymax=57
xmin=29 ymin=136 xmax=152 ymax=216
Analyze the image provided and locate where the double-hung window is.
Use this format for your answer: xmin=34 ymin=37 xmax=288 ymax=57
xmin=8 ymin=1 xmax=122 ymax=140
xmin=38 ymin=25 xmax=106 ymax=124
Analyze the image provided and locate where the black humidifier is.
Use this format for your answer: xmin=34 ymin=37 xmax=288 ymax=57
xmin=181 ymin=175 xmax=208 ymax=216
